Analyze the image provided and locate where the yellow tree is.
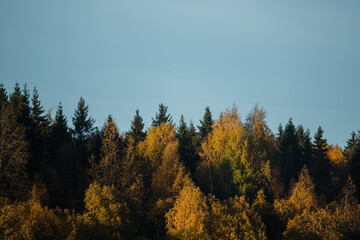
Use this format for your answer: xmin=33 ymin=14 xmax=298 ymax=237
xmin=138 ymin=122 xmax=177 ymax=170
xmin=150 ymin=140 xmax=192 ymax=238
xmin=197 ymin=105 xmax=254 ymax=199
xmin=88 ymin=117 xmax=121 ymax=186
xmin=274 ymin=166 xmax=318 ymax=221
xmin=166 ymin=183 xmax=208 ymax=240
xmin=244 ymin=105 xmax=275 ymax=187
xmin=207 ymin=195 xmax=266 ymax=240
xmin=0 ymin=105 xmax=29 ymax=199
xmin=80 ymin=182 xmax=129 ymax=240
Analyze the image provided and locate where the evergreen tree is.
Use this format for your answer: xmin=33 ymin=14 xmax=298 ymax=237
xmin=347 ymin=131 xmax=360 ymax=196
xmin=311 ymin=126 xmax=331 ymax=197
xmin=31 ymin=87 xmax=48 ymax=136
xmin=152 ymin=103 xmax=172 ymax=127
xmin=51 ymin=102 xmax=70 ymax=146
xmin=0 ymin=83 xmax=8 ymax=112
xmin=127 ymin=109 xmax=146 ymax=145
xmin=296 ymin=125 xmax=313 ymax=170
xmin=198 ymin=106 xmax=213 ymax=140
xmin=277 ymin=119 xmax=300 ymax=188
xmin=72 ymin=97 xmax=95 ymax=142
xmin=176 ymin=115 xmax=197 ymax=175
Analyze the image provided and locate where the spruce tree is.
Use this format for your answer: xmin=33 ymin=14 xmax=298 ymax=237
xmin=72 ymin=97 xmax=95 ymax=142
xmin=51 ymin=102 xmax=70 ymax=146
xmin=198 ymin=106 xmax=213 ymax=140
xmin=277 ymin=119 xmax=300 ymax=188
xmin=0 ymin=83 xmax=8 ymax=112
xmin=311 ymin=126 xmax=331 ymax=197
xmin=31 ymin=87 xmax=48 ymax=136
xmin=127 ymin=109 xmax=146 ymax=145
xmin=347 ymin=131 xmax=360 ymax=197
xmin=152 ymin=103 xmax=172 ymax=127
xmin=296 ymin=125 xmax=313 ymax=170
xmin=176 ymin=115 xmax=197 ymax=174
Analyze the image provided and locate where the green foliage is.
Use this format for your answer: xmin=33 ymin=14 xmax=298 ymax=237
xmin=198 ymin=106 xmax=213 ymax=140
xmin=152 ymin=103 xmax=172 ymax=127
xmin=127 ymin=109 xmax=146 ymax=145
xmin=72 ymin=97 xmax=95 ymax=142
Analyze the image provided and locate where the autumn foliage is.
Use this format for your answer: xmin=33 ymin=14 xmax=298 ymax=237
xmin=1 ymin=83 xmax=360 ymax=239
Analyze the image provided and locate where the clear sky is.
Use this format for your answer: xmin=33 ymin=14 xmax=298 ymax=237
xmin=1 ymin=1 xmax=359 ymax=147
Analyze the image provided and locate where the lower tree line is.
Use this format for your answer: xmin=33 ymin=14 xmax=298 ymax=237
xmin=1 ymin=83 xmax=360 ymax=239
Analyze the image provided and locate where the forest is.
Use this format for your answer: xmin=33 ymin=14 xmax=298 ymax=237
xmin=1 ymin=83 xmax=360 ymax=240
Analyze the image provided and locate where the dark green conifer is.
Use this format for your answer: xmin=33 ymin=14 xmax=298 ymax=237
xmin=0 ymin=83 xmax=8 ymax=112
xmin=152 ymin=103 xmax=172 ymax=127
xmin=51 ymin=102 xmax=70 ymax=145
xmin=198 ymin=106 xmax=213 ymax=140
xmin=127 ymin=109 xmax=146 ymax=145
xmin=72 ymin=97 xmax=95 ymax=142
xmin=277 ymin=119 xmax=300 ymax=187
xmin=311 ymin=126 xmax=331 ymax=197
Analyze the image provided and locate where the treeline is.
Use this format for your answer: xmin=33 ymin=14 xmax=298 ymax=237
xmin=1 ymin=83 xmax=360 ymax=239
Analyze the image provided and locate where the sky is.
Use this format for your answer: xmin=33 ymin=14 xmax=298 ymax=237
xmin=1 ymin=1 xmax=359 ymax=147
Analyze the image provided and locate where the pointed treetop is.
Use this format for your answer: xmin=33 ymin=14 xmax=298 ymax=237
xmin=72 ymin=97 xmax=95 ymax=142
xmin=31 ymin=87 xmax=46 ymax=125
xmin=127 ymin=109 xmax=146 ymax=144
xmin=152 ymin=103 xmax=172 ymax=127
xmin=0 ymin=83 xmax=8 ymax=111
xmin=198 ymin=106 xmax=213 ymax=139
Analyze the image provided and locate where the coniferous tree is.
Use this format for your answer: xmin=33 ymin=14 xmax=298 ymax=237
xmin=198 ymin=106 xmax=213 ymax=140
xmin=72 ymin=97 xmax=95 ymax=143
xmin=152 ymin=103 xmax=172 ymax=127
xmin=51 ymin=102 xmax=70 ymax=146
xmin=176 ymin=115 xmax=197 ymax=174
xmin=29 ymin=87 xmax=49 ymax=179
xmin=127 ymin=109 xmax=146 ymax=145
xmin=347 ymin=131 xmax=360 ymax=196
xmin=0 ymin=83 xmax=8 ymax=112
xmin=296 ymin=125 xmax=313 ymax=171
xmin=311 ymin=126 xmax=331 ymax=197
xmin=277 ymin=119 xmax=300 ymax=189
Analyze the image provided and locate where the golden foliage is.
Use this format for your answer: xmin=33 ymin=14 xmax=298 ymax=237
xmin=274 ymin=167 xmax=318 ymax=220
xmin=327 ymin=144 xmax=347 ymax=167
xmin=138 ymin=123 xmax=177 ymax=170
xmin=166 ymin=184 xmax=208 ymax=240
xmin=207 ymin=195 xmax=266 ymax=240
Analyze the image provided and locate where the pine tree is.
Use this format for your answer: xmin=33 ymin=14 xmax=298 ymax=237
xmin=51 ymin=102 xmax=70 ymax=146
xmin=72 ymin=97 xmax=95 ymax=142
xmin=296 ymin=125 xmax=313 ymax=171
xmin=31 ymin=87 xmax=48 ymax=136
xmin=198 ymin=106 xmax=213 ymax=140
xmin=311 ymin=126 xmax=331 ymax=197
xmin=176 ymin=115 xmax=197 ymax=174
xmin=152 ymin=103 xmax=172 ymax=127
xmin=0 ymin=83 xmax=8 ymax=112
xmin=277 ymin=119 xmax=300 ymax=188
xmin=347 ymin=131 xmax=360 ymax=196
xmin=127 ymin=109 xmax=146 ymax=145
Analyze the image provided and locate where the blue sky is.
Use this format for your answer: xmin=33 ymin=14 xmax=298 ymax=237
xmin=1 ymin=1 xmax=359 ymax=147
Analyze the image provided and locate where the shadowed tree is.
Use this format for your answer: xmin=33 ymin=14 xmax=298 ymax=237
xmin=152 ymin=103 xmax=172 ymax=127
xmin=0 ymin=105 xmax=29 ymax=200
xmin=176 ymin=115 xmax=198 ymax=175
xmin=126 ymin=109 xmax=146 ymax=145
xmin=72 ymin=97 xmax=95 ymax=143
xmin=198 ymin=106 xmax=213 ymax=141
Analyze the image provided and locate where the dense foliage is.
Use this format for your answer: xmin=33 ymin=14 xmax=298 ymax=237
xmin=1 ymin=83 xmax=360 ymax=239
